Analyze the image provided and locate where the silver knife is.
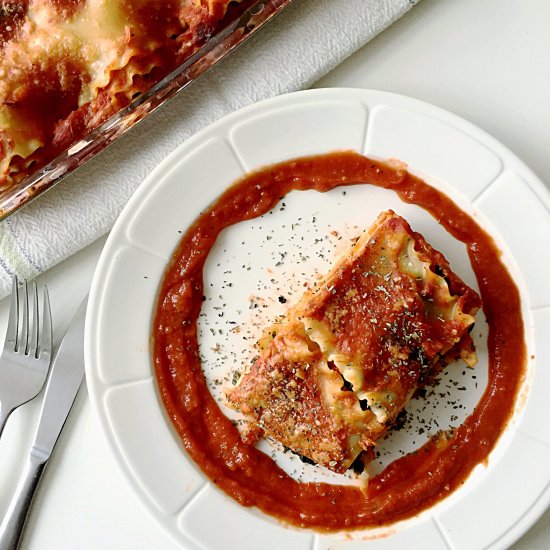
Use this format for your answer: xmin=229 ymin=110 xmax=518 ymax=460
xmin=0 ymin=298 xmax=87 ymax=550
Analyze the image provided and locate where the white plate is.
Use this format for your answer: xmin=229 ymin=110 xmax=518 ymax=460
xmin=85 ymin=89 xmax=550 ymax=550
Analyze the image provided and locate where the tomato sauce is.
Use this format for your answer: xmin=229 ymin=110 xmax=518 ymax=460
xmin=152 ymin=152 xmax=526 ymax=530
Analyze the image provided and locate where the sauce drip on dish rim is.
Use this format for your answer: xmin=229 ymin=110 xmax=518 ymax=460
xmin=152 ymin=151 xmax=526 ymax=530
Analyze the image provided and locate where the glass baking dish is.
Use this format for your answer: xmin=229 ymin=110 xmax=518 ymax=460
xmin=0 ymin=0 xmax=292 ymax=221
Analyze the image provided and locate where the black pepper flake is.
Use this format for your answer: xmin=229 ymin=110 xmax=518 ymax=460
xmin=278 ymin=296 xmax=287 ymax=304
xmin=298 ymin=454 xmax=316 ymax=465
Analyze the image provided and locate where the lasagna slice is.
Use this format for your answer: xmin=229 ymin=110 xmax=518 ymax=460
xmin=227 ymin=210 xmax=481 ymax=473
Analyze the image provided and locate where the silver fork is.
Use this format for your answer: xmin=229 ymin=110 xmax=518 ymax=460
xmin=0 ymin=277 xmax=52 ymax=438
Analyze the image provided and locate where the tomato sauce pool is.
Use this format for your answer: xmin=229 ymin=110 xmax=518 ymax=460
xmin=152 ymin=152 xmax=526 ymax=530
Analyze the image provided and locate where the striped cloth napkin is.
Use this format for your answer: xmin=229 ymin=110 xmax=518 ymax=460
xmin=0 ymin=0 xmax=419 ymax=299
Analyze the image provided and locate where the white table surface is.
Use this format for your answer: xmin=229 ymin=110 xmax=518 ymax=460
xmin=1 ymin=0 xmax=549 ymax=548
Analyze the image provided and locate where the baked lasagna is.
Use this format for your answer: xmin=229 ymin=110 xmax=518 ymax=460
xmin=227 ymin=210 xmax=481 ymax=473
xmin=0 ymin=0 xmax=244 ymax=192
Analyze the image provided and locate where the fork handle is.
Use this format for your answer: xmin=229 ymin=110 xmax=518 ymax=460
xmin=0 ymin=451 xmax=46 ymax=550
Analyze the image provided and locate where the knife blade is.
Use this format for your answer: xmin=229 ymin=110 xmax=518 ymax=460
xmin=0 ymin=297 xmax=87 ymax=550
xmin=31 ymin=297 xmax=87 ymax=460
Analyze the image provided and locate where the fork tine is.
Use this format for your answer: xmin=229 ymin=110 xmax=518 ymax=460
xmin=19 ymin=280 xmax=29 ymax=354
xmin=39 ymin=286 xmax=52 ymax=358
xmin=29 ymin=281 xmax=39 ymax=358
xmin=5 ymin=275 xmax=18 ymax=349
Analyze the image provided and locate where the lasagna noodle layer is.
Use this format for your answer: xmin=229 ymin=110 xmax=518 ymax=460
xmin=227 ymin=210 xmax=481 ymax=473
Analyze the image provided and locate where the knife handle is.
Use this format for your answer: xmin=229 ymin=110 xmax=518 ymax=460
xmin=0 ymin=450 xmax=46 ymax=550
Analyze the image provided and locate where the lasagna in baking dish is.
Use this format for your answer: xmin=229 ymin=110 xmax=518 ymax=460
xmin=227 ymin=210 xmax=481 ymax=473
xmin=0 ymin=0 xmax=243 ymax=192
